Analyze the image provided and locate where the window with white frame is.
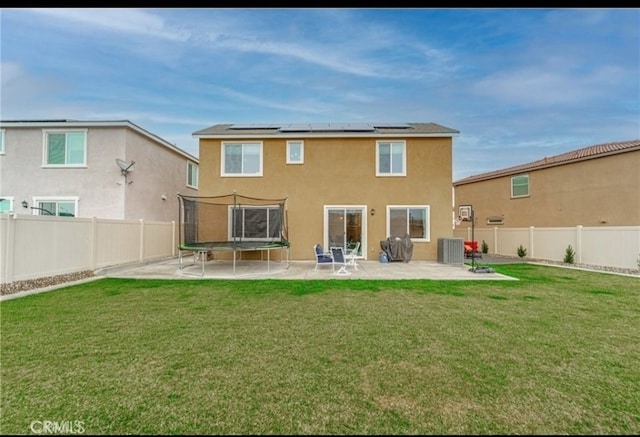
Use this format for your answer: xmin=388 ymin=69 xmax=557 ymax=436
xmin=0 ymin=129 xmax=5 ymax=154
xmin=511 ymin=174 xmax=529 ymax=198
xmin=43 ymin=130 xmax=87 ymax=166
xmin=32 ymin=198 xmax=78 ymax=217
xmin=286 ymin=140 xmax=304 ymax=164
xmin=221 ymin=141 xmax=262 ymax=176
xmin=229 ymin=205 xmax=281 ymax=241
xmin=376 ymin=140 xmax=406 ymax=176
xmin=387 ymin=205 xmax=430 ymax=241
xmin=0 ymin=196 xmax=13 ymax=212
xmin=187 ymin=161 xmax=198 ymax=188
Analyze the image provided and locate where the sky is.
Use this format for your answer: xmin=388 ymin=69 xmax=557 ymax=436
xmin=1 ymin=8 xmax=638 ymax=180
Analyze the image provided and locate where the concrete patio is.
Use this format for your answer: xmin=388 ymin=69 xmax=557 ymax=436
xmin=96 ymin=256 xmax=518 ymax=281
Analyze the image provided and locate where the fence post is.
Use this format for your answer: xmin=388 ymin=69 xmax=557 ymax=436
xmin=139 ymin=219 xmax=145 ymax=262
xmin=171 ymin=220 xmax=176 ymax=257
xmin=576 ymin=225 xmax=583 ymax=264
xmin=1 ymin=213 xmax=16 ymax=284
xmin=91 ymin=217 xmax=97 ymax=271
xmin=529 ymin=226 xmax=535 ymax=258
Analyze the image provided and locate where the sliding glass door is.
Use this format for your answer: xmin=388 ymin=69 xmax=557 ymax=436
xmin=324 ymin=206 xmax=365 ymax=257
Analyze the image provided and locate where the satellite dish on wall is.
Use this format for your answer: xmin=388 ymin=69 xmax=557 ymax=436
xmin=116 ymin=159 xmax=135 ymax=185
xmin=116 ymin=158 xmax=135 ymax=176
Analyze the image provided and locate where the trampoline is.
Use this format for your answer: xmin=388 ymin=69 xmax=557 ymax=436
xmin=177 ymin=192 xmax=290 ymax=276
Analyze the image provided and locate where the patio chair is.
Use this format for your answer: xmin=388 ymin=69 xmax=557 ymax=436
xmin=330 ymin=246 xmax=351 ymax=276
xmin=345 ymin=241 xmax=360 ymax=271
xmin=464 ymin=240 xmax=483 ymax=259
xmin=314 ymin=243 xmax=333 ymax=271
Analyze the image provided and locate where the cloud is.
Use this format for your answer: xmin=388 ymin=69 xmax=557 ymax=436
xmin=470 ymin=64 xmax=627 ymax=107
xmin=0 ymin=61 xmax=69 ymax=114
xmin=20 ymin=8 xmax=191 ymax=41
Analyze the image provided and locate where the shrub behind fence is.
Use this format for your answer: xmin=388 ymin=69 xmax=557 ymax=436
xmin=453 ymin=225 xmax=640 ymax=270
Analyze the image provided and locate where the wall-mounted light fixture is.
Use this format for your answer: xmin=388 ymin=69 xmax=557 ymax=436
xmin=370 ymin=208 xmax=375 ymax=216
xmin=21 ymin=200 xmax=28 ymax=209
xmin=161 ymin=194 xmax=167 ymax=201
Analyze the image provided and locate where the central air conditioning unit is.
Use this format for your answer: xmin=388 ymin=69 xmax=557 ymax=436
xmin=437 ymin=237 xmax=464 ymax=264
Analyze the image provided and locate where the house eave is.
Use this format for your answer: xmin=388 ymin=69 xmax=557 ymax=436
xmin=193 ymin=132 xmax=459 ymax=140
xmin=453 ymin=145 xmax=640 ymax=186
xmin=0 ymin=119 xmax=198 ymax=163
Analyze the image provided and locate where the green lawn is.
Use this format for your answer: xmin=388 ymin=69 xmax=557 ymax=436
xmin=1 ymin=264 xmax=639 ymax=435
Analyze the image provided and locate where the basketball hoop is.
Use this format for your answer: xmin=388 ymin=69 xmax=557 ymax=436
xmin=455 ymin=216 xmax=463 ymax=226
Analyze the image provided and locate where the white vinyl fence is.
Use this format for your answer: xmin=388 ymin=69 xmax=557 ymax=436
xmin=1 ymin=213 xmax=176 ymax=284
xmin=453 ymin=225 xmax=640 ymax=270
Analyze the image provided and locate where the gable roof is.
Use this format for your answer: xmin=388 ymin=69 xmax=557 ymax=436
xmin=193 ymin=122 xmax=459 ymax=138
xmin=453 ymin=139 xmax=640 ymax=186
xmin=0 ymin=119 xmax=198 ymax=162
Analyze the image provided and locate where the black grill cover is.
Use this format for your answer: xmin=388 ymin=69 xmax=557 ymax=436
xmin=380 ymin=233 xmax=414 ymax=262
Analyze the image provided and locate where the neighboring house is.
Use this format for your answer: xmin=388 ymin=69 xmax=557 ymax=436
xmin=452 ymin=139 xmax=640 ymax=228
xmin=0 ymin=120 xmax=199 ymax=222
xmin=192 ymin=122 xmax=459 ymax=261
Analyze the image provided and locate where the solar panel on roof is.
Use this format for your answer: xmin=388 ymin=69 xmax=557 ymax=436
xmin=279 ymin=123 xmax=310 ymax=132
xmin=342 ymin=123 xmax=376 ymax=131
xmin=279 ymin=123 xmax=376 ymax=132
xmin=372 ymin=123 xmax=411 ymax=129
xmin=229 ymin=124 xmax=281 ymax=129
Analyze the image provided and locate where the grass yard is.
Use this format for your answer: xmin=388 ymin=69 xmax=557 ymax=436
xmin=1 ymin=264 xmax=639 ymax=435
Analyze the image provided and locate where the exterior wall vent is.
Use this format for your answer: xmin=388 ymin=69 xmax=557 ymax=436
xmin=487 ymin=216 xmax=504 ymax=225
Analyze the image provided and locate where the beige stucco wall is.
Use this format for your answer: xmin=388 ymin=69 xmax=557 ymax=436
xmin=198 ymin=136 xmax=454 ymax=261
xmin=454 ymin=150 xmax=640 ymax=229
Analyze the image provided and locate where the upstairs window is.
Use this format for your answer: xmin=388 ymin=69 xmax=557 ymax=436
xmin=511 ymin=174 xmax=529 ymax=198
xmin=187 ymin=161 xmax=198 ymax=189
xmin=286 ymin=140 xmax=304 ymax=164
xmin=387 ymin=205 xmax=430 ymax=241
xmin=221 ymin=142 xmax=262 ymax=176
xmin=43 ymin=130 xmax=87 ymax=166
xmin=376 ymin=140 xmax=406 ymax=176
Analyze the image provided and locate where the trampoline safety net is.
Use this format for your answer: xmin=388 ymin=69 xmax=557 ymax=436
xmin=177 ymin=192 xmax=289 ymax=250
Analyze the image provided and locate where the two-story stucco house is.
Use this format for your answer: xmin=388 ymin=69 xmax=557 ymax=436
xmin=0 ymin=120 xmax=199 ymax=222
xmin=192 ymin=122 xmax=459 ymax=261
xmin=452 ymin=139 xmax=640 ymax=229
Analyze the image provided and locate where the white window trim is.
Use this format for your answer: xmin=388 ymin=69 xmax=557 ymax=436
xmin=375 ymin=140 xmax=406 ymax=176
xmin=221 ymin=141 xmax=263 ymax=177
xmin=386 ymin=204 xmax=430 ymax=242
xmin=286 ymin=140 xmax=304 ymax=164
xmin=187 ymin=161 xmax=199 ymax=189
xmin=42 ymin=129 xmax=88 ymax=168
xmin=511 ymin=174 xmax=529 ymax=198
xmin=0 ymin=196 xmax=14 ymax=212
xmin=32 ymin=196 xmax=79 ymax=216
xmin=322 ymin=205 xmax=368 ymax=258
xmin=0 ymin=129 xmax=5 ymax=155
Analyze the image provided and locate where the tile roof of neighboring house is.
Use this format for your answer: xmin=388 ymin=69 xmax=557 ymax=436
xmin=453 ymin=139 xmax=640 ymax=185
xmin=0 ymin=119 xmax=198 ymax=162
xmin=193 ymin=122 xmax=459 ymax=137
